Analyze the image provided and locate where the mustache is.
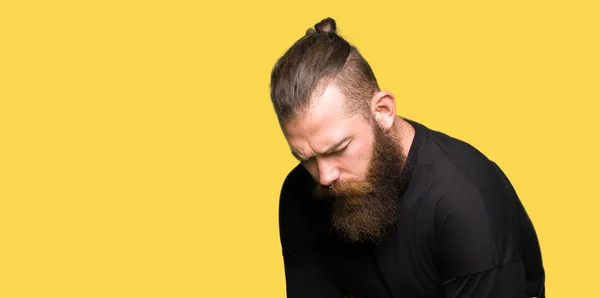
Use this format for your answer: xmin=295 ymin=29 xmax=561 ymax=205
xmin=314 ymin=178 xmax=374 ymax=199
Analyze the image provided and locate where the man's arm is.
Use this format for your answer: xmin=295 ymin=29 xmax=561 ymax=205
xmin=279 ymin=167 xmax=344 ymax=298
xmin=442 ymin=262 xmax=542 ymax=297
xmin=434 ymin=185 xmax=545 ymax=297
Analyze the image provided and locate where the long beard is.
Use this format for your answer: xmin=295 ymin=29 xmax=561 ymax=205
xmin=315 ymin=124 xmax=407 ymax=243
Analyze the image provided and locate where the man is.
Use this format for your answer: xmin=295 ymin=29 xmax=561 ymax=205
xmin=269 ymin=17 xmax=545 ymax=298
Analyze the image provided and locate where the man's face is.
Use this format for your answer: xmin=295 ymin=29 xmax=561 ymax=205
xmin=282 ymin=85 xmax=406 ymax=243
xmin=284 ymin=85 xmax=374 ymax=187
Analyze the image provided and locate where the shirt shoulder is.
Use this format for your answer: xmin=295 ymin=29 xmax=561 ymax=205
xmin=413 ymin=126 xmax=525 ymax=279
xmin=278 ymin=165 xmax=346 ymax=298
xmin=278 ymin=164 xmax=324 ymax=218
xmin=278 ymin=164 xmax=332 ymax=258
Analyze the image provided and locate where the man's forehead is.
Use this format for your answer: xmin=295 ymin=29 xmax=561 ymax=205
xmin=285 ymin=116 xmax=347 ymax=147
xmin=309 ymin=84 xmax=346 ymax=116
xmin=287 ymin=85 xmax=347 ymax=129
xmin=282 ymin=84 xmax=362 ymax=155
xmin=284 ymin=106 xmax=344 ymax=141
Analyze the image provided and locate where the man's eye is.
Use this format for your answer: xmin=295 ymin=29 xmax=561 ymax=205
xmin=335 ymin=146 xmax=348 ymax=155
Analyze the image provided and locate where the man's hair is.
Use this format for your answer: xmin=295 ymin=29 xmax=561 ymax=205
xmin=269 ymin=17 xmax=380 ymax=125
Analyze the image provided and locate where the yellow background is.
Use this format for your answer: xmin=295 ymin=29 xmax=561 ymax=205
xmin=1 ymin=0 xmax=598 ymax=297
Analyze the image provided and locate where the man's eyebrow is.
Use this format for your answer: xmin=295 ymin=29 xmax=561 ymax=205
xmin=322 ymin=137 xmax=351 ymax=155
xmin=291 ymin=137 xmax=351 ymax=161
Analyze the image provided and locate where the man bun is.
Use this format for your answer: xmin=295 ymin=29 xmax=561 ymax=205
xmin=305 ymin=17 xmax=337 ymax=35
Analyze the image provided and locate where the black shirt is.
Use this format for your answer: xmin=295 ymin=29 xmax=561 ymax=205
xmin=278 ymin=119 xmax=545 ymax=298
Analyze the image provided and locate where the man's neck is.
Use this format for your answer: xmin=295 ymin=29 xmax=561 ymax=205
xmin=393 ymin=116 xmax=416 ymax=160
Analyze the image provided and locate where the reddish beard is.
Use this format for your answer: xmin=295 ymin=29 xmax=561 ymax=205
xmin=315 ymin=123 xmax=408 ymax=243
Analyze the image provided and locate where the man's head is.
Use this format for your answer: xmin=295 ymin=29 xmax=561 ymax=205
xmin=270 ymin=17 xmax=378 ymax=127
xmin=270 ymin=18 xmax=408 ymax=243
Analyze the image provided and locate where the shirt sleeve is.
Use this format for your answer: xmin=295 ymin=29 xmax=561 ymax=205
xmin=442 ymin=261 xmax=543 ymax=298
xmin=278 ymin=168 xmax=345 ymax=298
xmin=434 ymin=181 xmax=545 ymax=298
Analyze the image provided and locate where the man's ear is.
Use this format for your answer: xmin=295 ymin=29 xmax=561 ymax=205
xmin=370 ymin=91 xmax=396 ymax=131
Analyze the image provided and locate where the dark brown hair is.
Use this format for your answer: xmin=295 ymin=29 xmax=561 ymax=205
xmin=269 ymin=17 xmax=380 ymax=125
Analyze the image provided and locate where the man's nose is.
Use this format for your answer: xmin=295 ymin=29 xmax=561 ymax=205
xmin=317 ymin=158 xmax=339 ymax=187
